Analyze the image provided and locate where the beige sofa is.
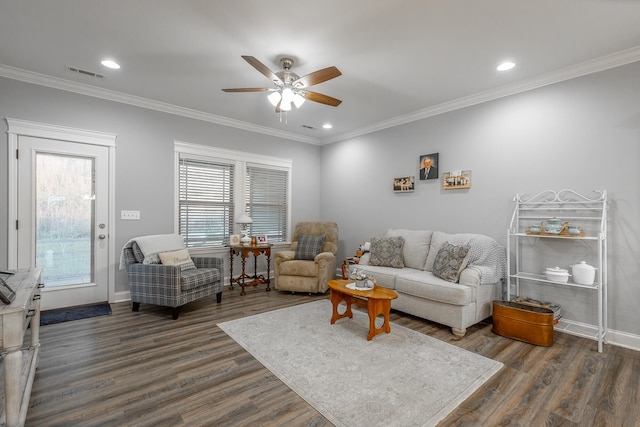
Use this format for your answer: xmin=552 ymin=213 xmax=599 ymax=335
xmin=355 ymin=229 xmax=506 ymax=337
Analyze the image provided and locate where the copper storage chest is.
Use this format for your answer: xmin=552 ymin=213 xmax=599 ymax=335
xmin=492 ymin=300 xmax=554 ymax=346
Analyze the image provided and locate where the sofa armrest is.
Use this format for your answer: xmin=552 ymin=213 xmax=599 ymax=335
xmin=459 ymin=268 xmax=481 ymax=287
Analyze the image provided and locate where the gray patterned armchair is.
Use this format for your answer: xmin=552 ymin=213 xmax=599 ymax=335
xmin=122 ymin=237 xmax=224 ymax=319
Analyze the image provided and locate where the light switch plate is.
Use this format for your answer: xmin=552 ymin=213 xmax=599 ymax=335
xmin=121 ymin=210 xmax=140 ymax=220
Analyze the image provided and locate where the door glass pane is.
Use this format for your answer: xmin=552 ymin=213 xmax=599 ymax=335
xmin=35 ymin=153 xmax=94 ymax=286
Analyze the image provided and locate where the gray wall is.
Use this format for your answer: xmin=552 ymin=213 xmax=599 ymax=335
xmin=2 ymin=60 xmax=639 ymax=338
xmin=320 ymin=61 xmax=640 ymax=336
xmin=0 ymin=77 xmax=322 ymax=293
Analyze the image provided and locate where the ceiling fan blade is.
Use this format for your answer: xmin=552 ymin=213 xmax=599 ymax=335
xmin=242 ymin=55 xmax=283 ymax=84
xmin=294 ymin=66 xmax=341 ymax=87
xmin=301 ymin=91 xmax=342 ymax=107
xmin=222 ymin=88 xmax=272 ymax=92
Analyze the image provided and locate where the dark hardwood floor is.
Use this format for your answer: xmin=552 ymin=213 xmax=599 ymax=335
xmin=26 ymin=286 xmax=640 ymax=427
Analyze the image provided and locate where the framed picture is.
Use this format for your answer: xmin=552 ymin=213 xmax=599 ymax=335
xmin=442 ymin=170 xmax=471 ymax=190
xmin=257 ymin=235 xmax=268 ymax=244
xmin=419 ymin=153 xmax=439 ymax=180
xmin=0 ymin=278 xmax=16 ymax=304
xmin=393 ymin=176 xmax=415 ymax=193
xmin=229 ymin=234 xmax=240 ymax=245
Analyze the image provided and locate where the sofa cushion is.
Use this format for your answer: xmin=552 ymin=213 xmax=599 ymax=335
xmin=353 ymin=264 xmax=400 ymax=289
xmin=385 ymin=229 xmax=432 ymax=270
xmin=159 ymin=248 xmax=197 ymax=272
xmin=432 ymin=242 xmax=470 ymax=283
xmin=295 ymin=234 xmax=326 ymax=260
xmin=369 ymin=236 xmax=405 ymax=268
xmin=395 ymin=270 xmax=475 ymax=306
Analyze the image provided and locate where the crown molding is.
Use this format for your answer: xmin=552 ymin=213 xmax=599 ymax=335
xmin=324 ymin=45 xmax=640 ymax=144
xmin=0 ymin=65 xmax=322 ymax=145
xmin=3 ymin=45 xmax=640 ymax=146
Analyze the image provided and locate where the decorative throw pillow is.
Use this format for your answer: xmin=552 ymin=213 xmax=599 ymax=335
xmin=131 ymin=241 xmax=145 ymax=263
xmin=294 ymin=234 xmax=326 ymax=260
xmin=159 ymin=248 xmax=197 ymax=272
xmin=432 ymin=242 xmax=470 ymax=283
xmin=369 ymin=236 xmax=405 ymax=268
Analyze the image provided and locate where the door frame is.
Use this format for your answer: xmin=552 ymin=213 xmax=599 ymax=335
xmin=6 ymin=118 xmax=117 ymax=303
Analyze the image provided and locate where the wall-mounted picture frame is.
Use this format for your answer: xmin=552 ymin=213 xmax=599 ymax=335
xmin=419 ymin=153 xmax=439 ymax=180
xmin=393 ymin=176 xmax=415 ymax=193
xmin=257 ymin=235 xmax=268 ymax=244
xmin=229 ymin=234 xmax=240 ymax=245
xmin=443 ymin=170 xmax=471 ymax=190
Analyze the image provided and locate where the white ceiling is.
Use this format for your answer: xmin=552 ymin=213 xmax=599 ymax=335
xmin=1 ymin=0 xmax=640 ymax=144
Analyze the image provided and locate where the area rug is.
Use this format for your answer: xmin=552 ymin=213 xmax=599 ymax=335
xmin=217 ymin=300 xmax=503 ymax=427
xmin=40 ymin=303 xmax=112 ymax=326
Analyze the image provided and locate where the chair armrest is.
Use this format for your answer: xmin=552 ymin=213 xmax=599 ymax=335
xmin=192 ymin=256 xmax=223 ymax=270
xmin=314 ymin=252 xmax=335 ymax=263
xmin=275 ymin=250 xmax=296 ymax=265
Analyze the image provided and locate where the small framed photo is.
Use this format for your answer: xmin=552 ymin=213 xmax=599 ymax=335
xmin=443 ymin=170 xmax=471 ymax=190
xmin=393 ymin=176 xmax=415 ymax=193
xmin=257 ymin=235 xmax=268 ymax=244
xmin=0 ymin=278 xmax=16 ymax=304
xmin=419 ymin=153 xmax=439 ymax=180
xmin=229 ymin=234 xmax=240 ymax=245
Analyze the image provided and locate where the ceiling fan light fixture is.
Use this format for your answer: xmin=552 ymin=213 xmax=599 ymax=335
xmin=280 ymin=100 xmax=292 ymax=111
xmin=281 ymin=87 xmax=295 ymax=104
xmin=267 ymin=91 xmax=282 ymax=106
xmin=293 ymin=93 xmax=305 ymax=108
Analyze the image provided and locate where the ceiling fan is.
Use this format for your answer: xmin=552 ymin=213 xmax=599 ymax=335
xmin=222 ymin=56 xmax=342 ymax=112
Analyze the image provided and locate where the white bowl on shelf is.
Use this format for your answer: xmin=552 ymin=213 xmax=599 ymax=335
xmin=545 ymin=267 xmax=571 ymax=283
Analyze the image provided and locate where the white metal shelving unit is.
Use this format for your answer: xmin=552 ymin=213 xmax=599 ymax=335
xmin=507 ymin=189 xmax=607 ymax=352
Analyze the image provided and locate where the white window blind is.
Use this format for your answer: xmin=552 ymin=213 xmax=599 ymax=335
xmin=245 ymin=164 xmax=288 ymax=243
xmin=179 ymin=156 xmax=235 ymax=247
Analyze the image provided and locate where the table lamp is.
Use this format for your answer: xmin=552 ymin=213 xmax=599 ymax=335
xmin=236 ymin=212 xmax=253 ymax=245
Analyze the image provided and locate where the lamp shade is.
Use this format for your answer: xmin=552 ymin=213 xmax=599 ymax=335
xmin=236 ymin=212 xmax=253 ymax=225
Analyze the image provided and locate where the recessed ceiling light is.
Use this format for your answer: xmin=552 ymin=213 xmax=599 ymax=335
xmin=101 ymin=59 xmax=120 ymax=69
xmin=497 ymin=61 xmax=515 ymax=71
xmin=322 ymin=124 xmax=333 ymax=129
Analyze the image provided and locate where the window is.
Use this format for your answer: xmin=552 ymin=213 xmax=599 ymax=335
xmin=245 ymin=164 xmax=289 ymax=243
xmin=175 ymin=142 xmax=291 ymax=248
xmin=178 ymin=157 xmax=234 ymax=247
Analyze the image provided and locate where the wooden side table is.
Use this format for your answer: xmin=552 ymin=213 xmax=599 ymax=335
xmin=229 ymin=244 xmax=272 ymax=295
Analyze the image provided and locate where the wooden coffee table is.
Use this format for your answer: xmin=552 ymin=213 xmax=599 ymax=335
xmin=328 ymin=279 xmax=398 ymax=340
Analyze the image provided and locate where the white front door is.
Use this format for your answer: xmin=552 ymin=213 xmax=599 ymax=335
xmin=11 ymin=127 xmax=114 ymax=310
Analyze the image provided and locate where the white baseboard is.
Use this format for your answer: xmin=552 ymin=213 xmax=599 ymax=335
xmin=556 ymin=319 xmax=640 ymax=352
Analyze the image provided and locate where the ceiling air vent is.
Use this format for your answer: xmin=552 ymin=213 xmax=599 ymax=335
xmin=302 ymin=125 xmax=316 ymax=130
xmin=65 ymin=66 xmax=104 ymax=79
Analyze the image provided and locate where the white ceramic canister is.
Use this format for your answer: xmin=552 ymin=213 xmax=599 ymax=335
xmin=571 ymin=261 xmax=596 ymax=285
